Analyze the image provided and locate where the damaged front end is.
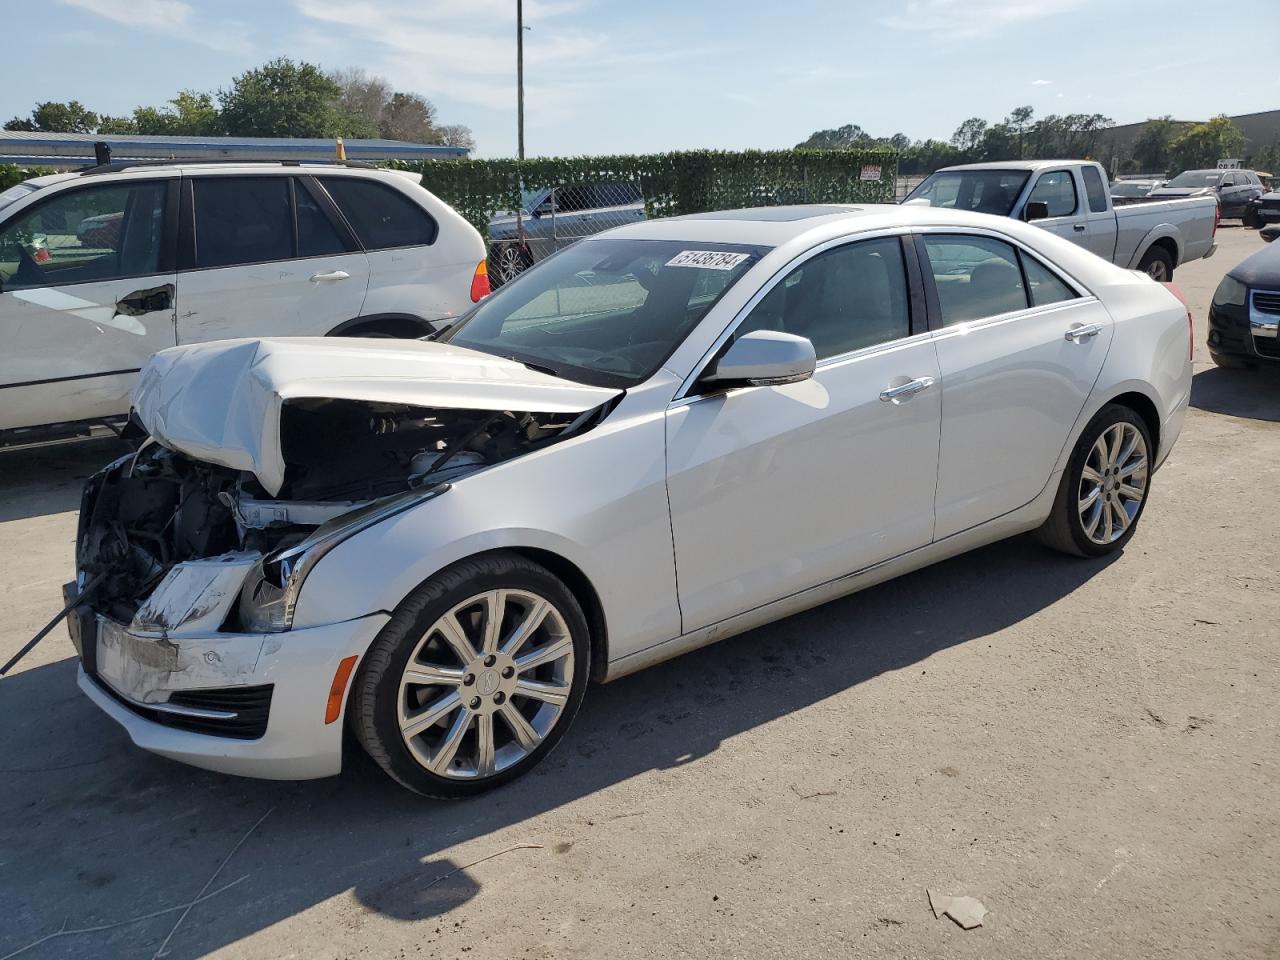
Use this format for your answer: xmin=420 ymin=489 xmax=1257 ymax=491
xmin=75 ymin=397 xmax=613 ymax=638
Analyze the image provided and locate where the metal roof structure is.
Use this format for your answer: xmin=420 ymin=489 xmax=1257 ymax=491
xmin=0 ymin=131 xmax=468 ymax=169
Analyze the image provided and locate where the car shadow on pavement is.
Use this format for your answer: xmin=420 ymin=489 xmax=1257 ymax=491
xmin=0 ymin=437 xmax=130 ymax=523
xmin=0 ymin=534 xmax=1117 ymax=958
xmin=1190 ymin=366 xmax=1280 ymax=422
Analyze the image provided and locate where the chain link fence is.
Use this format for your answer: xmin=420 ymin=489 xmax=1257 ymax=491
xmin=404 ymin=149 xmax=900 ymax=287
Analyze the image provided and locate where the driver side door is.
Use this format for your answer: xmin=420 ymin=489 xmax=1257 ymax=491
xmin=665 ymin=235 xmax=942 ymax=633
xmin=0 ymin=177 xmax=178 ymax=432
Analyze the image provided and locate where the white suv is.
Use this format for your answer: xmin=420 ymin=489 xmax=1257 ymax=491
xmin=0 ymin=161 xmax=487 ymax=446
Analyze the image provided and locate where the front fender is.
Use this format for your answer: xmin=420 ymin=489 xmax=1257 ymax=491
xmin=290 ymin=381 xmax=682 ymax=665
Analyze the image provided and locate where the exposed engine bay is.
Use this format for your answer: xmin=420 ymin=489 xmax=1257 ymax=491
xmin=77 ymin=398 xmax=614 ymax=623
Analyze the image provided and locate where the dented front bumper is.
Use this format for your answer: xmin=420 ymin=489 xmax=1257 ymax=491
xmin=69 ymin=582 xmax=389 ymax=779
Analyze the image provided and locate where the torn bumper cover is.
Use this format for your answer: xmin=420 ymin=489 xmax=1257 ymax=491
xmin=75 ymin=611 xmax=388 ymax=779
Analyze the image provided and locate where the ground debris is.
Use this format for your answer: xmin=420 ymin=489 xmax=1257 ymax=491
xmin=927 ymin=888 xmax=988 ymax=929
xmin=789 ymin=785 xmax=836 ymax=800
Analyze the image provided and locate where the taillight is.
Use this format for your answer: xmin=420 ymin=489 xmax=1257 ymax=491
xmin=1213 ymin=203 xmax=1220 ymax=237
xmin=470 ymin=259 xmax=490 ymax=302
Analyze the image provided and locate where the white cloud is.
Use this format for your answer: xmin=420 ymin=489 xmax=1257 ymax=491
xmin=58 ymin=0 xmax=251 ymax=53
xmin=1032 ymin=79 xmax=1053 ymax=85
xmin=881 ymin=0 xmax=1090 ymax=39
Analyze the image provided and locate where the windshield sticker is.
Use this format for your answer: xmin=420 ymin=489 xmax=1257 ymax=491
xmin=665 ymin=250 xmax=751 ymax=270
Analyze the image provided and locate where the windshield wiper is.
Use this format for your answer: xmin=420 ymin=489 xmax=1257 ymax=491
xmin=504 ymin=356 xmax=561 ymax=378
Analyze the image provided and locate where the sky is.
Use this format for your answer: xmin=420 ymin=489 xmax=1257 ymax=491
xmin=3 ymin=0 xmax=1278 ymax=158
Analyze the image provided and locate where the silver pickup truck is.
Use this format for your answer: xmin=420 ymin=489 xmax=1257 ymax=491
xmin=905 ymin=160 xmax=1217 ymax=280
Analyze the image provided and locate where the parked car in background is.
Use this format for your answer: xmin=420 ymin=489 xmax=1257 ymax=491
xmin=904 ymin=160 xmax=1217 ymax=280
xmin=487 ymin=181 xmax=645 ymax=286
xmin=1109 ymin=178 xmax=1164 ymax=204
xmin=1149 ymin=169 xmax=1265 ymax=218
xmin=1207 ymin=236 xmax=1280 ymax=367
xmin=65 ymin=202 xmax=1191 ymax=796
xmin=0 ymin=161 xmax=487 ymax=449
xmin=1243 ymin=189 xmax=1280 ymax=230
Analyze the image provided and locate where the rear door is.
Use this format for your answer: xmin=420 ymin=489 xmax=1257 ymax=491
xmin=1079 ymin=165 xmax=1118 ymax=260
xmin=1024 ymin=169 xmax=1088 ymax=246
xmin=0 ymin=176 xmax=177 ymax=431
xmin=176 ymin=174 xmax=369 ymax=344
xmin=917 ymin=231 xmax=1112 ymax=539
xmin=315 ymin=175 xmax=459 ymax=323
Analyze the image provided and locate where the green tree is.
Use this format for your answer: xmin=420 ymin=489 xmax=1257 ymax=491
xmin=950 ymin=117 xmax=987 ymax=156
xmin=101 ymin=91 xmax=220 ymax=136
xmin=330 ymin=67 xmax=390 ymax=140
xmin=1006 ymin=105 xmax=1034 ymax=159
xmin=1169 ymin=115 xmax=1246 ymax=171
xmin=795 ymin=124 xmax=872 ymax=150
xmin=434 ymin=123 xmax=475 ymax=150
xmin=1131 ymin=116 xmax=1178 ymax=174
xmin=4 ymin=100 xmax=100 ymax=133
xmin=218 ymin=58 xmax=345 ymax=137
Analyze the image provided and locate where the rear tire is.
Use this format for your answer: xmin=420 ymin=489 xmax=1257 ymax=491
xmin=1036 ymin=404 xmax=1153 ymax=558
xmin=352 ymin=552 xmax=591 ymax=798
xmin=1243 ymin=206 xmax=1261 ymax=229
xmin=1137 ymin=246 xmax=1174 ymax=282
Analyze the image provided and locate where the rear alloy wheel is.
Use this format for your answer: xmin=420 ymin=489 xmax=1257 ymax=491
xmin=489 ymin=243 xmax=533 ymax=287
xmin=353 ymin=553 xmax=590 ymax=797
xmin=1137 ymin=246 xmax=1174 ymax=282
xmin=1037 ymin=404 xmax=1152 ymax=557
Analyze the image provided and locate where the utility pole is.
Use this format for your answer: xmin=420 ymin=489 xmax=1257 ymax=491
xmin=517 ymin=0 xmax=525 ymax=161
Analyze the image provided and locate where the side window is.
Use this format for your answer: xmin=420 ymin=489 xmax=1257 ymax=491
xmin=193 ymin=177 xmax=292 ymax=269
xmin=552 ymin=186 xmax=595 ymax=213
xmin=738 ymin=237 xmax=911 ymax=360
xmin=1220 ymin=173 xmax=1235 ymax=187
xmin=922 ymin=235 xmax=1027 ymax=325
xmin=0 ymin=181 xmax=166 ymax=290
xmin=1019 ymin=252 xmax=1079 ymax=307
xmin=320 ymin=177 xmax=438 ymax=250
xmin=295 ymin=182 xmax=348 ymax=258
xmin=1027 ymin=171 xmax=1078 ymax=217
xmin=1081 ymin=166 xmax=1109 ymax=214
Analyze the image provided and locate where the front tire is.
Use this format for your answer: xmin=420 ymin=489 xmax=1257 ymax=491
xmin=1036 ymin=404 xmax=1153 ymax=558
xmin=352 ymin=552 xmax=590 ymax=798
xmin=1137 ymin=246 xmax=1174 ymax=282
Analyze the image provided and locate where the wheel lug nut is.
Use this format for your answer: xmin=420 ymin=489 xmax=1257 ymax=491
xmin=483 ymin=655 xmax=497 ymax=668
xmin=493 ymin=692 xmax=506 ymax=705
xmin=501 ymin=666 xmax=514 ymax=678
xmin=469 ymin=696 xmax=481 ymax=709
xmin=463 ymin=674 xmax=475 ymax=686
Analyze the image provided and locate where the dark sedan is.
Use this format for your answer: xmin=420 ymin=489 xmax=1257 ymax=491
xmin=1207 ymin=239 xmax=1280 ymax=367
xmin=1150 ymin=169 xmax=1265 ymax=219
xmin=1243 ymin=190 xmax=1280 ymax=231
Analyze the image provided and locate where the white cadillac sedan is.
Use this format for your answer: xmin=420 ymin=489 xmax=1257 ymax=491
xmin=64 ymin=204 xmax=1192 ymax=797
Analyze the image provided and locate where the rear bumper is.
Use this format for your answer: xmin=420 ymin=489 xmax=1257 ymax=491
xmin=78 ymin=613 xmax=389 ymax=780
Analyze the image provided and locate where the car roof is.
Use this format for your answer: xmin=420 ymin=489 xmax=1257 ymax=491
xmin=936 ymin=159 xmax=1095 ymax=173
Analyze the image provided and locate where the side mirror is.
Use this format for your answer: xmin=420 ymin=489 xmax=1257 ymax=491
xmin=1023 ymin=200 xmax=1050 ymax=221
xmin=701 ymin=330 xmax=816 ymax=388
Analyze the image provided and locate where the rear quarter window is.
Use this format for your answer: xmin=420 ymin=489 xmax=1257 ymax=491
xmin=320 ymin=177 xmax=438 ymax=250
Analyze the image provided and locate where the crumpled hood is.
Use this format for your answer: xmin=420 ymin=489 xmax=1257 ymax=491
xmin=132 ymin=337 xmax=621 ymax=495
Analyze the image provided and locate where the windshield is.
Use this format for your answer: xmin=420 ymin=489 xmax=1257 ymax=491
xmin=440 ymin=238 xmax=769 ymax=388
xmin=1110 ymin=182 xmax=1154 ymax=197
xmin=0 ymin=182 xmax=39 ymax=213
xmin=1166 ymin=171 xmax=1220 ymax=188
xmin=904 ymin=170 xmax=1031 ymax=215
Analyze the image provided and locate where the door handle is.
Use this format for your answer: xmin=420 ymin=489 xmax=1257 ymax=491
xmin=1073 ymin=224 xmax=1087 ymax=232
xmin=879 ymin=376 xmax=935 ymax=404
xmin=1065 ymin=322 xmax=1104 ymax=342
xmin=309 ymin=270 xmax=350 ymax=282
xmin=115 ymin=283 xmax=173 ymax=316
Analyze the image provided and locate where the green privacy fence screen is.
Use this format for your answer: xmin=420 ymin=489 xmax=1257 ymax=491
xmin=0 ymin=165 xmax=54 ymax=192
xmin=395 ymin=148 xmax=899 ymax=237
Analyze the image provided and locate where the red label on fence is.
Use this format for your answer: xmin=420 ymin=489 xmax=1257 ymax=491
xmin=860 ymin=165 xmax=882 ymax=182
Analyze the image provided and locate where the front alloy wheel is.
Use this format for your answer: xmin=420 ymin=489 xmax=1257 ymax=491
xmin=398 ymin=590 xmax=574 ymax=779
xmin=353 ymin=553 xmax=590 ymax=797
